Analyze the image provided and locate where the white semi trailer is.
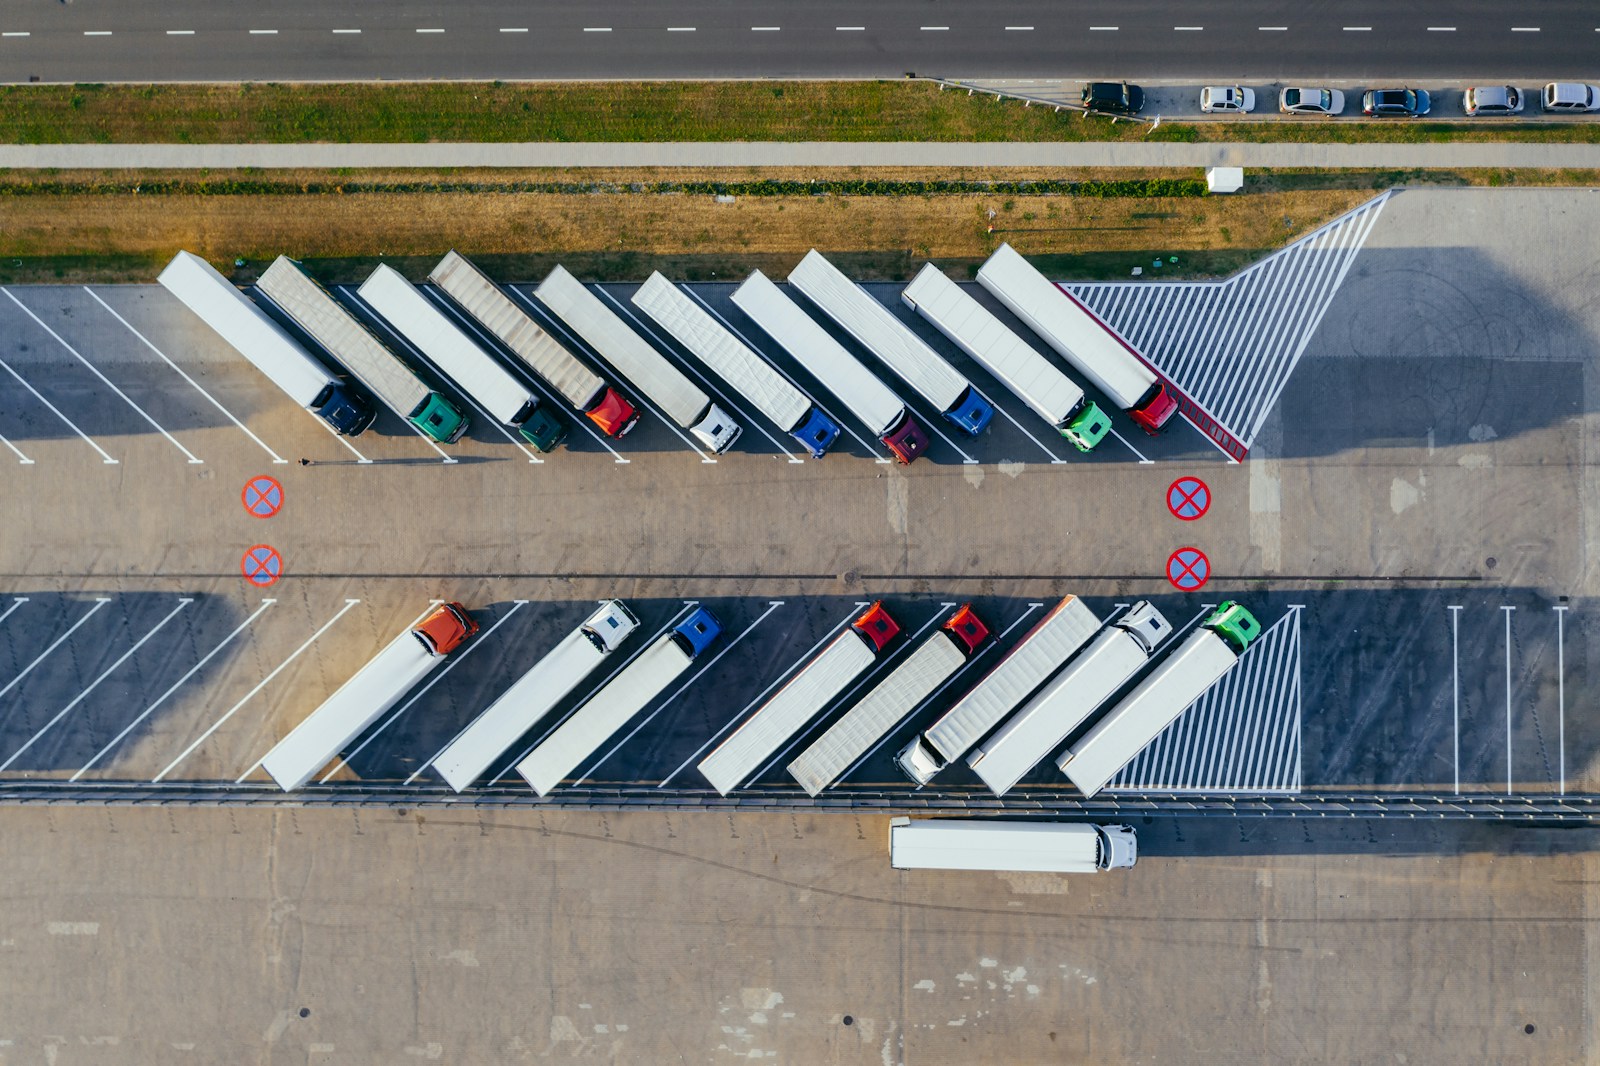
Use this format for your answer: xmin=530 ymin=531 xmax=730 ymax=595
xmin=431 ymin=600 xmax=639 ymax=792
xmin=257 ymin=256 xmax=469 ymax=443
xmin=1058 ymin=602 xmax=1262 ymax=798
xmin=786 ymin=605 xmax=989 ymax=797
xmin=427 ymin=251 xmax=639 ymax=438
xmin=732 ymin=271 xmax=931 ymax=464
xmin=889 ymin=818 xmax=1137 ymax=873
xmin=976 ymin=243 xmax=1178 ymax=434
xmin=967 ymin=601 xmax=1172 ymax=797
xmin=698 ymin=602 xmax=900 ymax=795
xmin=901 ymin=262 xmax=1111 ymax=452
xmin=896 ymin=596 xmax=1101 ymax=785
xmin=787 ymin=250 xmax=995 ymax=435
xmin=260 ymin=603 xmax=477 ymax=791
xmin=515 ymin=608 xmax=722 ymax=796
xmin=629 ymin=272 xmax=842 ymax=457
xmin=157 ymin=251 xmax=375 ymax=435
xmin=535 ymin=266 xmax=742 ymax=453
xmin=356 ymin=263 xmax=567 ymax=452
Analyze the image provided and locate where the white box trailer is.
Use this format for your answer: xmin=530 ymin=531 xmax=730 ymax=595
xmin=787 ymin=605 xmax=989 ymax=797
xmin=432 ymin=600 xmax=639 ymax=792
xmin=897 ymin=596 xmax=1101 ymax=785
xmin=889 ymin=818 xmax=1137 ymax=873
xmin=630 ymin=272 xmax=842 ymax=457
xmin=787 ymin=250 xmax=995 ymax=435
xmin=516 ymin=608 xmax=722 ymax=796
xmin=732 ymin=271 xmax=931 ymax=464
xmin=976 ymin=243 xmax=1177 ymax=434
xmin=535 ymin=266 xmax=742 ymax=453
xmin=257 ymin=257 xmax=468 ymax=444
xmin=356 ymin=264 xmax=567 ymax=452
xmin=968 ymin=602 xmax=1172 ymax=797
xmin=698 ymin=602 xmax=899 ymax=795
xmin=427 ymin=251 xmax=639 ymax=438
xmin=901 ymin=263 xmax=1111 ymax=452
xmin=1058 ymin=602 xmax=1262 ymax=798
xmin=157 ymin=251 xmax=375 ymax=435
xmin=260 ymin=603 xmax=477 ymax=791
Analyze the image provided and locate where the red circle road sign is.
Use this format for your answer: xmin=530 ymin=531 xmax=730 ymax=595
xmin=242 ymin=476 xmax=284 ymax=519
xmin=241 ymin=545 xmax=283 ymax=587
xmin=1166 ymin=547 xmax=1210 ymax=591
xmin=1167 ymin=477 xmax=1210 ymax=521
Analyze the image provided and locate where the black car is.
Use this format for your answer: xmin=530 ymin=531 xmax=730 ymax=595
xmin=1362 ymin=88 xmax=1431 ymax=116
xmin=1081 ymin=82 xmax=1145 ymax=116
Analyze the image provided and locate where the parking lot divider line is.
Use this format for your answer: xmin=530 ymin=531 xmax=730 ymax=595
xmin=0 ymin=349 xmax=118 ymax=463
xmin=0 ymin=429 xmax=33 ymax=464
xmin=0 ymin=597 xmax=112 ymax=705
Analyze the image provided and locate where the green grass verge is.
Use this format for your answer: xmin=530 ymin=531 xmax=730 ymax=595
xmin=7 ymin=82 xmax=1600 ymax=144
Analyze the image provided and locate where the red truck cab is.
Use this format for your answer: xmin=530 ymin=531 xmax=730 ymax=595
xmin=412 ymin=602 xmax=479 ymax=656
xmin=586 ymin=387 xmax=641 ymax=438
xmin=942 ymin=604 xmax=991 ymax=655
xmin=1129 ymin=383 xmax=1179 ymax=434
xmin=851 ymin=601 xmax=901 ymax=653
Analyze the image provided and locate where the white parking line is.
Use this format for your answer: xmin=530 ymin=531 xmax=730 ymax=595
xmin=320 ymin=600 xmax=528 ymax=784
xmin=248 ymin=29 xmax=277 ymax=35
xmin=597 ymin=287 xmax=800 ymax=462
xmin=660 ymin=602 xmax=866 ymax=789
xmin=751 ymin=27 xmax=780 ymax=32
xmin=1554 ymin=605 xmax=1567 ymax=794
xmin=1427 ymin=26 xmax=1456 ymax=31
xmin=2 ymin=32 xmax=31 ymax=37
xmin=985 ymin=395 xmax=1067 ymax=463
xmin=667 ymin=27 xmax=696 ymax=32
xmin=1502 ymin=605 xmax=1514 ymax=795
xmin=1258 ymin=26 xmax=1287 ymax=31
xmin=0 ymin=429 xmax=32 ymax=464
xmin=0 ymin=598 xmax=112 ymax=705
xmin=1343 ymin=26 xmax=1371 ymax=31
xmin=400 ymin=287 xmax=543 ymax=463
xmin=1511 ymin=27 xmax=1539 ymax=32
xmin=0 ymin=345 xmax=117 ymax=463
xmin=71 ymin=599 xmax=275 ymax=781
xmin=166 ymin=30 xmax=195 ymax=36
xmin=1174 ymin=26 xmax=1203 ymax=31
xmin=0 ymin=598 xmax=191 ymax=773
xmin=332 ymin=286 xmax=458 ymax=464
xmin=84 ymin=287 xmax=289 ymax=464
xmin=3 ymin=288 xmax=204 ymax=463
xmin=581 ymin=600 xmax=784 ymax=785
xmin=416 ymin=28 xmax=444 ymax=34
xmin=1006 ymin=26 xmax=1035 ymax=31
xmin=333 ymin=29 xmax=362 ymax=34
xmin=1448 ymin=604 xmax=1461 ymax=794
xmin=583 ymin=27 xmax=612 ymax=33
xmin=1089 ymin=26 xmax=1118 ymax=31
xmin=681 ymin=288 xmax=883 ymax=463
xmin=756 ymin=606 xmax=949 ymax=788
xmin=836 ymin=26 xmax=865 ymax=32
xmin=156 ymin=598 xmax=361 ymax=784
xmin=1105 ymin=424 xmax=1153 ymax=463
xmin=498 ymin=28 xmax=526 ymax=34
xmin=490 ymin=602 xmax=699 ymax=785
xmin=921 ymin=26 xmax=949 ymax=31
xmin=0 ymin=598 xmax=27 ymax=628
xmin=83 ymin=31 xmax=112 ymax=36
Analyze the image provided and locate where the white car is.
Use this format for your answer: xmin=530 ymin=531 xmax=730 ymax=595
xmin=1279 ymin=87 xmax=1345 ymax=115
xmin=1200 ymin=86 xmax=1256 ymax=113
xmin=1463 ymin=86 xmax=1523 ymax=116
xmin=1543 ymin=82 xmax=1600 ymax=112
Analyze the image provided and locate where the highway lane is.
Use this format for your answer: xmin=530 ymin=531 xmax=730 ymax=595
xmin=1 ymin=1 xmax=1598 ymax=82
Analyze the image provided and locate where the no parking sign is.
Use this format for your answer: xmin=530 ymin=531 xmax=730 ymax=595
xmin=1166 ymin=547 xmax=1210 ymax=591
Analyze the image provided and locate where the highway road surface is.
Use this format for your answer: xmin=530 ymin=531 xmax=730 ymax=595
xmin=1 ymin=1 xmax=1598 ymax=83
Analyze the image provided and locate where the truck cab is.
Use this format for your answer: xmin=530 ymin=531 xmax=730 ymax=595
xmin=895 ymin=737 xmax=945 ymax=785
xmin=1205 ymin=601 xmax=1262 ymax=653
xmin=1114 ymin=601 xmax=1172 ymax=654
xmin=412 ymin=602 xmax=479 ymax=656
xmin=411 ymin=393 xmax=470 ymax=444
xmin=1061 ymin=399 xmax=1111 ymax=452
xmin=672 ymin=608 xmax=723 ymax=658
xmin=514 ymin=400 xmax=569 ymax=452
xmin=943 ymin=604 xmax=991 ymax=656
xmin=582 ymin=600 xmax=641 ymax=653
xmin=313 ymin=381 xmax=378 ymax=436
xmin=944 ymin=388 xmax=995 ymax=436
xmin=852 ymin=601 xmax=901 ymax=653
xmin=791 ymin=407 xmax=842 ymax=458
xmin=1129 ymin=382 xmax=1179 ymax=434
xmin=883 ymin=414 xmax=932 ymax=465
xmin=690 ymin=403 xmax=744 ymax=454
xmin=587 ymin=388 xmax=640 ymax=437
xmin=1095 ymin=824 xmax=1138 ymax=869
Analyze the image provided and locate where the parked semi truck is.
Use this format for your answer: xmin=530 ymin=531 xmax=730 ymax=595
xmin=427 ymin=251 xmax=639 ymax=438
xmin=889 ymin=818 xmax=1137 ymax=873
xmin=432 ymin=600 xmax=639 ymax=792
xmin=257 ymin=256 xmax=468 ymax=443
xmin=732 ymin=271 xmax=931 ymax=464
xmin=261 ymin=603 xmax=478 ymax=791
xmin=157 ymin=251 xmax=375 ymax=435
xmin=967 ymin=602 xmax=1172 ymax=797
xmin=976 ymin=243 xmax=1178 ymax=434
xmin=698 ymin=602 xmax=900 ymax=795
xmin=630 ymin=272 xmax=842 ymax=457
xmin=896 ymin=596 xmax=1101 ymax=785
xmin=535 ymin=266 xmax=742 ymax=453
xmin=516 ymin=608 xmax=722 ymax=796
xmin=1058 ymin=601 xmax=1262 ymax=798
xmin=901 ymin=263 xmax=1111 ymax=452
xmin=788 ymin=250 xmax=995 ymax=435
xmin=356 ymin=264 xmax=567 ymax=452
xmin=788 ymin=605 xmax=989 ymax=797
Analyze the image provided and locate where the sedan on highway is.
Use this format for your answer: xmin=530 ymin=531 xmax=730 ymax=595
xmin=1279 ymin=87 xmax=1344 ymax=115
xmin=1543 ymin=83 xmax=1600 ymax=112
xmin=1081 ymin=82 xmax=1144 ymax=116
xmin=1363 ymin=88 xmax=1431 ymax=117
xmin=1200 ymin=86 xmax=1256 ymax=113
xmin=1463 ymin=86 xmax=1523 ymax=116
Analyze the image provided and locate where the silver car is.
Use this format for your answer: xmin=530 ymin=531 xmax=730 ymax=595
xmin=1543 ymin=83 xmax=1600 ymax=112
xmin=1463 ymin=86 xmax=1523 ymax=116
xmin=1200 ymin=86 xmax=1256 ymax=113
xmin=1279 ymin=87 xmax=1345 ymax=115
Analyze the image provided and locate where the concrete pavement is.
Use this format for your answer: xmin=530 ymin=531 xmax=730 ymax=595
xmin=3 ymin=141 xmax=1600 ymax=169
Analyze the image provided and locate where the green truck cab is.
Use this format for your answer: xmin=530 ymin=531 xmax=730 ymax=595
xmin=1062 ymin=399 xmax=1112 ymax=452
xmin=516 ymin=403 xmax=569 ymax=453
xmin=409 ymin=392 xmax=470 ymax=444
xmin=1205 ymin=601 xmax=1262 ymax=654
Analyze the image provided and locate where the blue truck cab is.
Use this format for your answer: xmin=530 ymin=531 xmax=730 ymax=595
xmin=791 ymin=407 xmax=843 ymax=458
xmin=313 ymin=380 xmax=378 ymax=435
xmin=944 ymin=387 xmax=995 ymax=436
xmin=672 ymin=608 xmax=723 ymax=658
